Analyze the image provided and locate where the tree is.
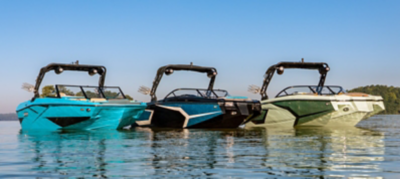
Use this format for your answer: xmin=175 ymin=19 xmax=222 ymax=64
xmin=57 ymin=86 xmax=75 ymax=96
xmin=102 ymin=90 xmax=133 ymax=100
xmin=125 ymin=94 xmax=133 ymax=100
xmin=84 ymin=91 xmax=99 ymax=98
xmin=348 ymin=85 xmax=400 ymax=114
xmin=76 ymin=91 xmax=99 ymax=98
xmin=40 ymin=85 xmax=134 ymax=100
xmin=41 ymin=85 xmax=55 ymax=97
xmin=41 ymin=85 xmax=75 ymax=97
xmin=103 ymin=90 xmax=124 ymax=99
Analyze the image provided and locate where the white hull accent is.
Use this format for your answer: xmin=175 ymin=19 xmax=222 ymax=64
xmin=135 ymin=109 xmax=155 ymax=126
xmin=138 ymin=105 xmax=222 ymax=128
xmin=246 ymin=104 xmax=296 ymax=129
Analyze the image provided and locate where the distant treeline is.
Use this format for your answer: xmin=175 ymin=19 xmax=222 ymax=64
xmin=348 ymin=85 xmax=400 ymax=114
xmin=0 ymin=113 xmax=18 ymax=121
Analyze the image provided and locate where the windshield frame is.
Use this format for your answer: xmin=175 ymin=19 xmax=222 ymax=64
xmin=54 ymin=84 xmax=128 ymax=99
xmin=163 ymin=88 xmax=229 ymax=100
xmin=275 ymin=85 xmax=344 ymax=98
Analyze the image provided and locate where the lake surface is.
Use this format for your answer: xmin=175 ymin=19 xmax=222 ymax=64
xmin=1 ymin=115 xmax=400 ymax=178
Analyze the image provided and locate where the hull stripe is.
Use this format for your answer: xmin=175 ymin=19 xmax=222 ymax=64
xmin=189 ymin=111 xmax=221 ymax=119
xmin=262 ymin=99 xmax=383 ymax=104
xmin=17 ymin=104 xmax=144 ymax=112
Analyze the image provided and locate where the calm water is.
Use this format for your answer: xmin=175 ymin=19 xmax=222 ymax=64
xmin=1 ymin=116 xmax=400 ymax=178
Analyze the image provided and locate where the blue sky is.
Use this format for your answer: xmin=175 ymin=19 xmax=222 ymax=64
xmin=0 ymin=0 xmax=399 ymax=113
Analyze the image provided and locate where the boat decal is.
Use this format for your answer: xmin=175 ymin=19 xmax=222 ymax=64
xmin=135 ymin=109 xmax=155 ymax=126
xmin=273 ymin=103 xmax=333 ymax=127
xmin=28 ymin=108 xmax=38 ymax=114
xmin=294 ymin=109 xmax=333 ymax=126
xmin=157 ymin=105 xmax=190 ymax=128
xmin=47 ymin=117 xmax=91 ymax=127
xmin=250 ymin=110 xmax=268 ymax=124
xmin=188 ymin=111 xmax=221 ymax=119
xmin=31 ymin=107 xmax=49 ymax=124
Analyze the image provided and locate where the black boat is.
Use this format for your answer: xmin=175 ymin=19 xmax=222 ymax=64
xmin=134 ymin=64 xmax=261 ymax=128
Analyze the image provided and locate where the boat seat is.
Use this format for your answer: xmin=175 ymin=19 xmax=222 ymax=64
xmin=217 ymin=97 xmax=250 ymax=101
xmin=90 ymin=98 xmax=107 ymax=102
xmin=345 ymin=92 xmax=369 ymax=97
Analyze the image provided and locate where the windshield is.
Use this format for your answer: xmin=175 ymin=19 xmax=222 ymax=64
xmin=55 ymin=85 xmax=127 ymax=99
xmin=276 ymin=85 xmax=344 ymax=97
xmin=102 ymin=87 xmax=126 ymax=99
xmin=164 ymin=88 xmax=229 ymax=99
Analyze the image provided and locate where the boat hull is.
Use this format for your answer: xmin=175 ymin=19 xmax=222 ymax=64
xmin=135 ymin=100 xmax=261 ymax=128
xmin=16 ymin=98 xmax=146 ymax=131
xmin=245 ymin=94 xmax=385 ymax=128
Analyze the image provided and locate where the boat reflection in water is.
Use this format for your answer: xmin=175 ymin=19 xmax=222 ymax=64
xmin=17 ymin=129 xmax=153 ymax=178
xmin=259 ymin=127 xmax=385 ymax=177
xmin=142 ymin=127 xmax=385 ymax=178
xmin=17 ymin=126 xmax=386 ymax=178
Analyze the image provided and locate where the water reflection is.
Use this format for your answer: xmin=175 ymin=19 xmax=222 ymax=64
xmin=17 ymin=130 xmax=151 ymax=177
xmin=15 ymin=126 xmax=387 ymax=178
xmin=146 ymin=128 xmax=229 ymax=177
xmin=261 ymin=127 xmax=385 ymax=177
xmin=136 ymin=127 xmax=386 ymax=178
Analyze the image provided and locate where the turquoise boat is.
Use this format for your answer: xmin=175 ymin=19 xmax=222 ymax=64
xmin=16 ymin=63 xmax=146 ymax=131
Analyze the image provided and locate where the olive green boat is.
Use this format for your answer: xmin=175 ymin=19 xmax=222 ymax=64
xmin=246 ymin=61 xmax=385 ymax=128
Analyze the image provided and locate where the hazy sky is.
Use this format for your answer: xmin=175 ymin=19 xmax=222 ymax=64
xmin=1 ymin=0 xmax=399 ymax=113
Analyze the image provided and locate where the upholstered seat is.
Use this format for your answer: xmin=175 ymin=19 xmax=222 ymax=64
xmin=345 ymin=92 xmax=369 ymax=97
xmin=90 ymin=98 xmax=107 ymax=102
